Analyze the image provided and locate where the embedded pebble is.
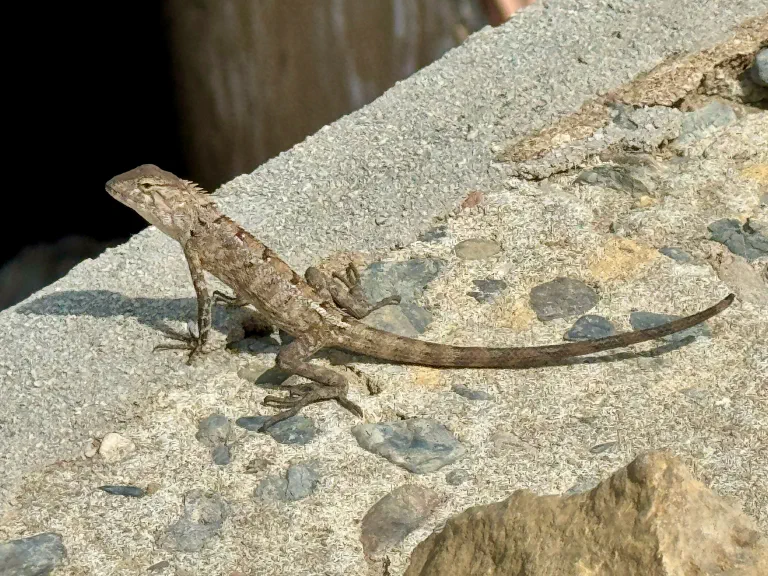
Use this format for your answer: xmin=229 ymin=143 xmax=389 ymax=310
xmin=708 ymin=218 xmax=768 ymax=261
xmin=158 ymin=490 xmax=228 ymax=552
xmin=361 ymin=258 xmax=445 ymax=303
xmin=452 ymin=383 xmax=493 ymax=401
xmin=467 ymin=278 xmax=507 ymax=303
xmin=211 ymin=444 xmax=231 ymax=466
xmin=589 ymin=441 xmax=617 ymax=454
xmin=529 ymin=277 xmax=599 ymax=321
xmin=98 ymin=432 xmax=135 ymax=463
xmin=285 ymin=464 xmax=320 ymax=501
xmin=445 ymin=469 xmax=470 ymax=486
xmin=575 ymin=164 xmax=651 ymax=196
xmin=98 ymin=485 xmax=146 ymax=498
xmin=360 ymin=258 xmax=445 ymax=335
xmin=676 ymin=101 xmax=737 ymax=146
xmin=752 ymin=48 xmax=768 ymax=87
xmin=0 ymin=532 xmax=67 ymax=575
xmin=195 ymin=414 xmax=232 ymax=447
xmin=352 ymin=418 xmax=465 ymax=473
xmin=418 ymin=225 xmax=448 ymax=242
xmin=236 ymin=415 xmax=270 ymax=432
xmin=360 ymin=485 xmax=438 ymax=556
xmin=236 ymin=415 xmax=316 ymax=445
xmin=659 ymin=246 xmax=693 ymax=263
xmin=711 ymin=251 xmax=768 ymax=306
xmin=564 ymin=315 xmax=616 ymax=341
xmin=245 ymin=457 xmax=272 ymax=474
xmin=629 ymin=310 xmax=711 ymax=342
xmin=148 ymin=560 xmax=171 ymax=572
xmin=363 ymin=303 xmax=431 ymax=337
xmin=254 ymin=463 xmax=319 ymax=502
xmin=454 ymin=239 xmax=501 ymax=260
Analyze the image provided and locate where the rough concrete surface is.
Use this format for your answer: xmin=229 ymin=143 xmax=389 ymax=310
xmin=1 ymin=1 xmax=767 ymax=574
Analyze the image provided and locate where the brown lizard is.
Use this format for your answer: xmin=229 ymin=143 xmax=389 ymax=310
xmin=106 ymin=165 xmax=735 ymax=430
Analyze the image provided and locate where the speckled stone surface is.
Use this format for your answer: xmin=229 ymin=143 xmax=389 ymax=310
xmin=0 ymin=3 xmax=766 ymax=575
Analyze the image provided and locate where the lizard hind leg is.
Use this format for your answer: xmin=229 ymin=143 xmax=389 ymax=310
xmin=258 ymin=335 xmax=363 ymax=431
xmin=306 ymin=263 xmax=400 ymax=319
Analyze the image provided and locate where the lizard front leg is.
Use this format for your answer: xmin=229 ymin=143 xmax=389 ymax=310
xmin=259 ymin=334 xmax=363 ymax=431
xmin=154 ymin=241 xmax=212 ymax=364
xmin=305 ymin=263 xmax=400 ymax=319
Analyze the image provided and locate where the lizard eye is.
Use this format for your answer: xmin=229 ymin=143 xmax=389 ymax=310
xmin=139 ymin=182 xmax=152 ymax=191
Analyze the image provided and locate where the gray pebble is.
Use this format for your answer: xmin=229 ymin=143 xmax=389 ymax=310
xmin=158 ymin=490 xmax=228 ymax=552
xmin=195 ymin=414 xmax=232 ymax=448
xmin=245 ymin=457 xmax=272 ymax=474
xmin=98 ymin=485 xmax=145 ymax=498
xmin=659 ymin=246 xmax=693 ymax=263
xmin=359 ymin=259 xmax=445 ymax=335
xmin=452 ymin=383 xmax=493 ymax=401
xmin=750 ymin=48 xmax=767 ymax=87
xmin=629 ymin=310 xmax=711 ymax=342
xmin=352 ymin=418 xmax=465 ymax=474
xmin=253 ymin=475 xmax=289 ymax=501
xmin=236 ymin=415 xmax=316 ymax=445
xmin=564 ymin=315 xmax=616 ymax=341
xmin=361 ymin=258 xmax=446 ymax=304
xmin=589 ymin=441 xmax=617 ymax=454
xmin=575 ymin=164 xmax=651 ymax=196
xmin=360 ymin=485 xmax=438 ymax=556
xmin=468 ymin=278 xmax=507 ymax=303
xmin=285 ymin=464 xmax=320 ymax=501
xmin=148 ymin=560 xmax=171 ymax=572
xmin=708 ymin=218 xmax=768 ymax=261
xmin=418 ymin=225 xmax=448 ymax=242
xmin=529 ymin=277 xmax=599 ymax=321
xmin=0 ymin=532 xmax=67 ymax=576
xmin=211 ymin=445 xmax=231 ymax=466
xmin=676 ymin=101 xmax=737 ymax=146
xmin=610 ymin=103 xmax=638 ymax=129
xmin=254 ymin=463 xmax=319 ymax=502
xmin=445 ymin=469 xmax=470 ymax=486
xmin=454 ymin=239 xmax=501 ymax=260
xmin=363 ymin=303 xmax=432 ymax=337
xmin=236 ymin=415 xmax=270 ymax=431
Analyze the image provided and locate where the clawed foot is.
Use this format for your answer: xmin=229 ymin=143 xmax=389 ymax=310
xmin=259 ymin=382 xmax=363 ymax=431
xmin=331 ymin=263 xmax=401 ymax=317
xmin=153 ymin=322 xmax=207 ymax=365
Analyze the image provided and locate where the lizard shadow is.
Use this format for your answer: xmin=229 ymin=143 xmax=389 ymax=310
xmin=14 ymin=289 xmax=245 ymax=342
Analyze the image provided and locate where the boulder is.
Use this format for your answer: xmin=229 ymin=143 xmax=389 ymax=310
xmin=406 ymin=451 xmax=767 ymax=576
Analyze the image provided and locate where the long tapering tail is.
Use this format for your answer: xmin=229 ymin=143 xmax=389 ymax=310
xmin=336 ymin=294 xmax=735 ymax=368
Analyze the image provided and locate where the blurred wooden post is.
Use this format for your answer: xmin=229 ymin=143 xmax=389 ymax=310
xmin=164 ymin=0 xmax=486 ymax=189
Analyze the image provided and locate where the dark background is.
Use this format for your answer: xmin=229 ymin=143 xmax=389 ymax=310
xmin=3 ymin=4 xmax=186 ymax=267
xmin=1 ymin=1 xmax=524 ymax=310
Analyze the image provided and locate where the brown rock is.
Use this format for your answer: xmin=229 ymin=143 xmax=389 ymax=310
xmin=361 ymin=485 xmax=439 ymax=558
xmin=459 ymin=190 xmax=484 ymax=210
xmin=709 ymin=249 xmax=768 ymax=306
xmin=405 ymin=451 xmax=767 ymax=576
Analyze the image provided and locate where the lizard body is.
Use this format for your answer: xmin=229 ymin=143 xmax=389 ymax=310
xmin=106 ymin=165 xmax=734 ymax=429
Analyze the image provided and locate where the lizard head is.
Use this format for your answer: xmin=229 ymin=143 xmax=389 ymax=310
xmin=106 ymin=164 xmax=211 ymax=242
